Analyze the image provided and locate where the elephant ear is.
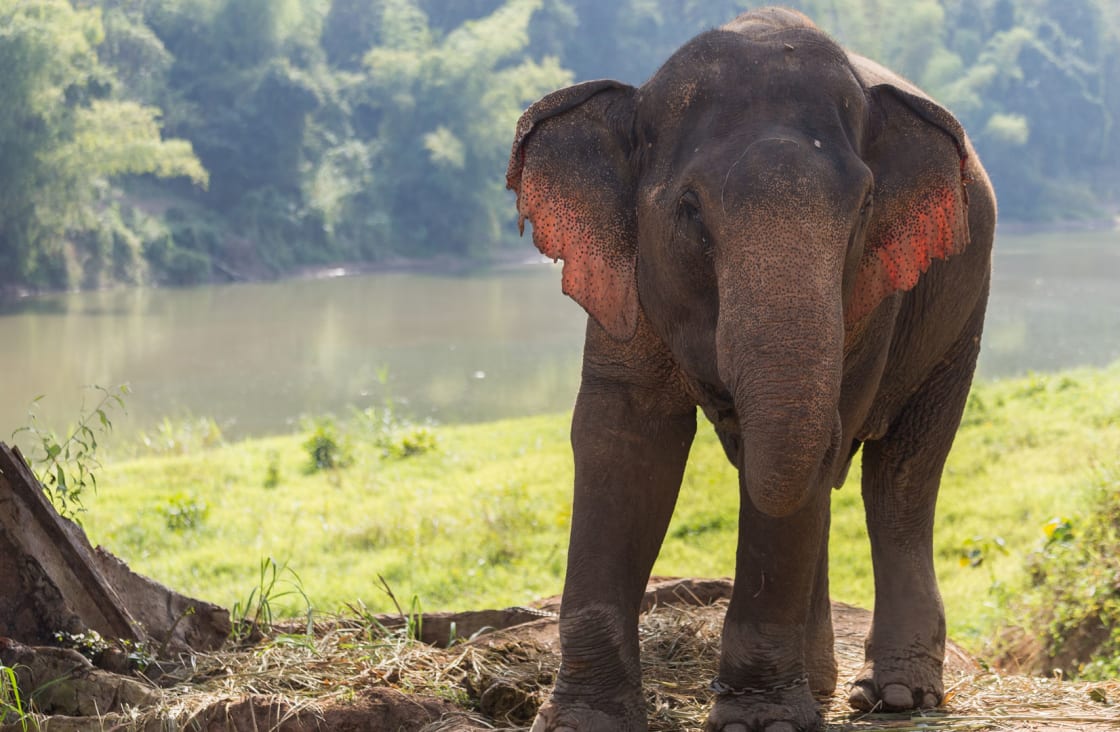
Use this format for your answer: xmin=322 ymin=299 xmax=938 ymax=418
xmin=507 ymin=80 xmax=640 ymax=342
xmin=846 ymin=84 xmax=973 ymax=329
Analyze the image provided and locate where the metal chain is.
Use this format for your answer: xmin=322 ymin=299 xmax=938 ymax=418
xmin=709 ymin=674 xmax=810 ymax=697
xmin=509 ymin=605 xmax=559 ymax=618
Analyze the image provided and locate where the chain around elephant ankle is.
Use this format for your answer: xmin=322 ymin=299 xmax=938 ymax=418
xmin=709 ymin=674 xmax=810 ymax=698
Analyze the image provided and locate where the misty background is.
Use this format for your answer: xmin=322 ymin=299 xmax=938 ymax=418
xmin=1 ymin=0 xmax=1118 ymax=440
xmin=0 ymin=0 xmax=1117 ymax=293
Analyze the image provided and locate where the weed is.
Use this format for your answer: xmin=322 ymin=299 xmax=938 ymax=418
xmin=231 ymin=557 xmax=313 ymax=643
xmin=263 ymin=450 xmax=281 ymax=489
xmin=997 ymin=468 xmax=1120 ymax=678
xmin=301 ymin=416 xmax=350 ymax=473
xmin=14 ymin=384 xmax=128 ymax=522
xmin=138 ymin=416 xmax=224 ymax=455
xmin=376 ymin=574 xmax=424 ymax=641
xmin=160 ymin=491 xmax=210 ymax=532
xmin=53 ymin=629 xmax=109 ymax=661
xmin=957 ymin=535 xmax=1008 ymax=569
xmin=383 ymin=425 xmax=438 ymax=459
xmin=0 ymin=664 xmax=28 ymax=730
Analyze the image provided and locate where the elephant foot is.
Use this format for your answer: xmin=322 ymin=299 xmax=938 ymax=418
xmin=704 ymin=677 xmax=822 ymax=732
xmin=847 ymin=655 xmax=943 ymax=712
xmin=530 ymin=699 xmax=647 ymax=732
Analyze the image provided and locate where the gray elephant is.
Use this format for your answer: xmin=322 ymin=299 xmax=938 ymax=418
xmin=506 ymin=8 xmax=995 ymax=732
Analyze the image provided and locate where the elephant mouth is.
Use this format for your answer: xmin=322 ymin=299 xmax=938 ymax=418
xmin=692 ymin=378 xmax=741 ymax=466
xmin=693 ymin=379 xmax=738 ymax=429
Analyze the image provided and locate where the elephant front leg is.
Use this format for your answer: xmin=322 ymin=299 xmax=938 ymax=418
xmin=533 ymin=381 xmax=696 ymax=732
xmin=705 ymin=485 xmax=831 ymax=732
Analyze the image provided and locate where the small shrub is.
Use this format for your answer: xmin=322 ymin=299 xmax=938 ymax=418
xmin=54 ymin=629 xmax=110 ymax=661
xmin=263 ymin=450 xmax=281 ymax=489
xmin=302 ymin=416 xmax=350 ymax=473
xmin=160 ymin=492 xmax=210 ymax=532
xmin=384 ymin=426 xmax=438 ymax=459
xmin=995 ymin=469 xmax=1120 ymax=678
xmin=956 ymin=535 xmax=1008 ymax=569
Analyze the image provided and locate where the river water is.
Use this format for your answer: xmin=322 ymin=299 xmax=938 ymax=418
xmin=1 ymin=229 xmax=1117 ymax=443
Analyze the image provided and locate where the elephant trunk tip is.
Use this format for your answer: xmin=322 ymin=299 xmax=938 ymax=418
xmin=746 ymin=480 xmax=811 ymax=519
xmin=742 ymin=411 xmax=843 ymax=518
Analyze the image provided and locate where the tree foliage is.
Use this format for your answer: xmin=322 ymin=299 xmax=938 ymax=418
xmin=0 ymin=0 xmax=205 ymax=289
xmin=0 ymin=0 xmax=1116 ymax=290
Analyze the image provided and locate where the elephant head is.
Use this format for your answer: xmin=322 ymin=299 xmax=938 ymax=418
xmin=507 ymin=12 xmax=972 ymax=518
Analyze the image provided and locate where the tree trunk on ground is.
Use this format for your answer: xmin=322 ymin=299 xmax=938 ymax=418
xmin=0 ymin=443 xmax=229 ymax=654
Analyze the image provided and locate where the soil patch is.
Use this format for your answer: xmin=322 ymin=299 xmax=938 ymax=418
xmin=4 ymin=578 xmax=1118 ymax=731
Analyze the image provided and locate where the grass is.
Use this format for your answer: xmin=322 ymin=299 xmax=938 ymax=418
xmin=77 ymin=362 xmax=1120 ymax=656
xmin=0 ymin=664 xmax=28 ymax=731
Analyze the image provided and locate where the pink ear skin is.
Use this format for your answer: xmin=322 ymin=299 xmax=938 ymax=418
xmin=845 ymin=184 xmax=968 ymax=329
xmin=516 ymin=171 xmax=639 ymax=342
xmin=844 ymin=83 xmax=972 ymax=330
xmin=507 ymin=83 xmax=639 ymax=342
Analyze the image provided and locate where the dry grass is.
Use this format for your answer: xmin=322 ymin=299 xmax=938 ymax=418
xmin=103 ymin=598 xmax=1120 ymax=732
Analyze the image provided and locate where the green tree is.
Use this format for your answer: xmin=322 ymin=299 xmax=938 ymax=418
xmin=343 ymin=0 xmax=571 ymax=256
xmin=0 ymin=0 xmax=205 ymax=288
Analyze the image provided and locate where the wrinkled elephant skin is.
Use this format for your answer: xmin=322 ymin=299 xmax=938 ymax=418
xmin=507 ymin=7 xmax=995 ymax=732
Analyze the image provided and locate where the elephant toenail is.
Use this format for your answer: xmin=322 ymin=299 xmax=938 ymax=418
xmin=764 ymin=723 xmax=796 ymax=732
xmin=921 ymin=692 xmax=941 ymax=708
xmin=881 ymin=683 xmax=916 ymax=709
xmin=847 ymin=682 xmax=877 ymax=711
xmin=722 ymin=724 xmax=748 ymax=732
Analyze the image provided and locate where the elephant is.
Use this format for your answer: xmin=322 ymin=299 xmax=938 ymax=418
xmin=506 ymin=8 xmax=995 ymax=732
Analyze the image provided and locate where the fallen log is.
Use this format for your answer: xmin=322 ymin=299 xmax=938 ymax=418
xmin=0 ymin=443 xmax=229 ymax=655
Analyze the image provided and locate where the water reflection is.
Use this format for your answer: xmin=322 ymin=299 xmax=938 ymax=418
xmin=980 ymin=230 xmax=1120 ymax=377
xmin=0 ymin=229 xmax=1117 ymax=442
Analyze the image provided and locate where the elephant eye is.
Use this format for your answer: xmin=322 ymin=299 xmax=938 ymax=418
xmin=678 ymin=190 xmax=702 ymax=221
xmin=860 ymin=192 xmax=874 ymax=215
xmin=677 ymin=190 xmax=712 ymax=252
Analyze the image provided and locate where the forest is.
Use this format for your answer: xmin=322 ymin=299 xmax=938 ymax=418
xmin=1 ymin=0 xmax=1117 ymax=291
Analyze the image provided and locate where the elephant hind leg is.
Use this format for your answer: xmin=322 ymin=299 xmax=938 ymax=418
xmin=849 ymin=317 xmax=984 ymax=712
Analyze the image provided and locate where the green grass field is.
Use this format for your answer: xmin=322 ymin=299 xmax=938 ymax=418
xmin=74 ymin=362 xmax=1120 ymax=654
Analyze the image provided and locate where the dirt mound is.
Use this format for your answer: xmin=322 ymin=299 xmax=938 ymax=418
xmin=4 ymin=578 xmax=1118 ymax=731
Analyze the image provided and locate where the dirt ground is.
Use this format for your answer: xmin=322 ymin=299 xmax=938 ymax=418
xmin=3 ymin=578 xmax=1118 ymax=731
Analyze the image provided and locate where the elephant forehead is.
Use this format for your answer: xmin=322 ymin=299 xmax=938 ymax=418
xmin=639 ymin=36 xmax=867 ymax=149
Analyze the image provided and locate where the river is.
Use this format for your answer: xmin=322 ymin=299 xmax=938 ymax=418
xmin=1 ymin=229 xmax=1117 ymax=445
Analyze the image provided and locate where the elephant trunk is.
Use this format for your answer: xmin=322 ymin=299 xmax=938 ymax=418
xmin=716 ymin=231 xmax=846 ymax=519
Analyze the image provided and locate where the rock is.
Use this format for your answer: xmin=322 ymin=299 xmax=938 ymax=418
xmin=0 ymin=638 xmax=159 ymax=717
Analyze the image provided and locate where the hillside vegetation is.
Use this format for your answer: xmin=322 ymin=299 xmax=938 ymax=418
xmin=69 ymin=362 xmax=1120 ymax=674
xmin=2 ymin=0 xmax=1118 ymax=291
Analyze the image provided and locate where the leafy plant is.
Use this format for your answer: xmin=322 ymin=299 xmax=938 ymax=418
xmin=53 ymin=629 xmax=110 ymax=661
xmin=383 ymin=426 xmax=438 ymax=459
xmin=231 ymin=557 xmax=312 ymax=643
xmin=159 ymin=492 xmax=210 ymax=532
xmin=301 ymin=416 xmax=350 ymax=473
xmin=957 ymin=535 xmax=1008 ymax=569
xmin=997 ymin=469 xmax=1120 ymax=678
xmin=14 ymin=384 xmax=129 ymax=522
